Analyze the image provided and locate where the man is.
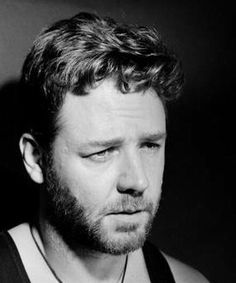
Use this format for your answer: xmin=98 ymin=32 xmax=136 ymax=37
xmin=0 ymin=12 xmax=209 ymax=282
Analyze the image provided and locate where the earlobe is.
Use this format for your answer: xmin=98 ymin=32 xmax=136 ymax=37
xmin=19 ymin=133 xmax=44 ymax=184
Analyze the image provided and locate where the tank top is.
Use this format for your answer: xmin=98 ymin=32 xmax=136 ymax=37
xmin=0 ymin=231 xmax=175 ymax=282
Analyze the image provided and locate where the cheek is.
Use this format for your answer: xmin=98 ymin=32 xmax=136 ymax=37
xmin=144 ymin=150 xmax=165 ymax=194
xmin=145 ymin=148 xmax=165 ymax=176
xmin=56 ymin=156 xmax=118 ymax=208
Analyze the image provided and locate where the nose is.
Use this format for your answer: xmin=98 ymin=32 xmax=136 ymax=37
xmin=117 ymin=151 xmax=149 ymax=195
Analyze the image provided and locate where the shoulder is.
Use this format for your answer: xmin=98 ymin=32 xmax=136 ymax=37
xmin=143 ymin=242 xmax=209 ymax=283
xmin=162 ymin=252 xmax=210 ymax=283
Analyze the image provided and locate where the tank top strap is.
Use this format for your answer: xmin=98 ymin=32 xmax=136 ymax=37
xmin=0 ymin=231 xmax=31 ymax=283
xmin=143 ymin=241 xmax=176 ymax=283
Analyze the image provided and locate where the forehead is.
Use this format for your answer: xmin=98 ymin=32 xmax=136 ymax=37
xmin=57 ymin=79 xmax=166 ymax=143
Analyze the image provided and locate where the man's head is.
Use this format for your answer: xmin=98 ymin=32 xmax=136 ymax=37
xmin=19 ymin=12 xmax=184 ymax=255
xmin=20 ymin=12 xmax=183 ymax=148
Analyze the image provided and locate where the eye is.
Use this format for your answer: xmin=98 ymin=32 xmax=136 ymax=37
xmin=141 ymin=142 xmax=161 ymax=151
xmin=83 ymin=147 xmax=117 ymax=162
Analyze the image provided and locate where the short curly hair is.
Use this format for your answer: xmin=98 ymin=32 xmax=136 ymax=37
xmin=20 ymin=12 xmax=184 ymax=148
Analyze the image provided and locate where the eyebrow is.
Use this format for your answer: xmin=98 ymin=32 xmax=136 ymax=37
xmin=80 ymin=132 xmax=167 ymax=149
xmin=139 ymin=132 xmax=167 ymax=143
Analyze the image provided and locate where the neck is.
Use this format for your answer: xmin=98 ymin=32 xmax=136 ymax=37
xmin=33 ymin=218 xmax=128 ymax=283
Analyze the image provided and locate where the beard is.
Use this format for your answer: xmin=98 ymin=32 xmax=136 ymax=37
xmin=42 ymin=154 xmax=160 ymax=255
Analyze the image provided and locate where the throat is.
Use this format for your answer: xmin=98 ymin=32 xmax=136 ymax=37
xmin=31 ymin=222 xmax=129 ymax=283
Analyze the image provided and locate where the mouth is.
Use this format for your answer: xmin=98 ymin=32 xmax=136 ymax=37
xmin=108 ymin=210 xmax=144 ymax=215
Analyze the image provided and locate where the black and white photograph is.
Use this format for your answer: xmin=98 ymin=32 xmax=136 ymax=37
xmin=0 ymin=1 xmax=234 ymax=282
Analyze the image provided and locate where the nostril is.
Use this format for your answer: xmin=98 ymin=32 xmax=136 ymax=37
xmin=117 ymin=171 xmax=149 ymax=192
xmin=117 ymin=187 xmax=143 ymax=197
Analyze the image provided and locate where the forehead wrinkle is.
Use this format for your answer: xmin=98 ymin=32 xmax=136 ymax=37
xmin=77 ymin=130 xmax=166 ymax=151
xmin=110 ymin=105 xmax=152 ymax=120
xmin=112 ymin=110 xmax=144 ymax=119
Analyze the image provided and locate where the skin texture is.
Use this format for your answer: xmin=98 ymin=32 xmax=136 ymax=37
xmin=44 ymin=78 xmax=167 ymax=254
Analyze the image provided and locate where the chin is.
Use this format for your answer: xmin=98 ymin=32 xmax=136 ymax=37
xmin=95 ymin=219 xmax=152 ymax=255
xmin=98 ymin=232 xmax=146 ymax=255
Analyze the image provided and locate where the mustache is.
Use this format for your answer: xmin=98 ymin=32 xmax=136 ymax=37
xmin=99 ymin=196 xmax=155 ymax=215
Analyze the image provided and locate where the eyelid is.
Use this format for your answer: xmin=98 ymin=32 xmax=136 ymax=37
xmin=141 ymin=140 xmax=162 ymax=147
xmin=140 ymin=141 xmax=164 ymax=152
xmin=81 ymin=146 xmax=117 ymax=161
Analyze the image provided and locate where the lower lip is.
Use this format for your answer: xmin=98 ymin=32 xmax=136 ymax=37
xmin=108 ymin=211 xmax=147 ymax=221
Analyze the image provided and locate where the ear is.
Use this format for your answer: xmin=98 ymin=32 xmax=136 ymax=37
xmin=19 ymin=133 xmax=44 ymax=184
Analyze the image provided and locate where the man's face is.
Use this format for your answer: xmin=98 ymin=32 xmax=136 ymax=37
xmin=44 ymin=78 xmax=166 ymax=255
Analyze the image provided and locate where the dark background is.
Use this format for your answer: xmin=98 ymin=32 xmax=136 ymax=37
xmin=0 ymin=0 xmax=235 ymax=282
